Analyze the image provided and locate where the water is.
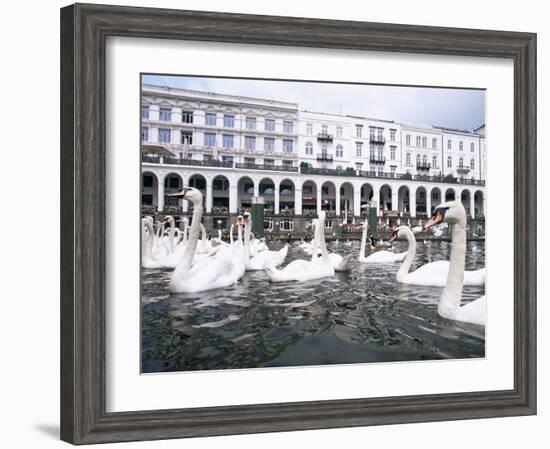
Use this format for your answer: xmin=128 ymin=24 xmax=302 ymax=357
xmin=141 ymin=240 xmax=485 ymax=373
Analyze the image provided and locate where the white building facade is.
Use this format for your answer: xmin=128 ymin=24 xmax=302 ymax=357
xmin=141 ymin=84 xmax=486 ymax=232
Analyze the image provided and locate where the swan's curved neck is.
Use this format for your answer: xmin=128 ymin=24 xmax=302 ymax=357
xmin=396 ymin=228 xmax=416 ymax=281
xmin=175 ymin=201 xmax=203 ymax=275
xmin=168 ymin=219 xmax=175 ymax=250
xmin=311 ymin=223 xmax=319 ymax=262
xmin=439 ymin=222 xmax=466 ymax=319
xmin=244 ymin=219 xmax=251 ymax=261
xmin=318 ymin=217 xmax=329 ymax=263
xmin=359 ymin=222 xmax=367 ymax=262
xmin=200 ymin=223 xmax=207 ymax=242
xmin=229 ymin=224 xmax=234 ymax=244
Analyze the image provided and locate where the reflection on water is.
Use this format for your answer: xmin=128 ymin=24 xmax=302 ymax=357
xmin=141 ymin=240 xmax=485 ymax=373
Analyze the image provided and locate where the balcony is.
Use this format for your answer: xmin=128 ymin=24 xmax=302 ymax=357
xmin=317 ymin=153 xmax=333 ymax=162
xmin=234 ymin=163 xmax=298 ymax=172
xmin=369 ymin=155 xmax=386 ymax=164
xmin=457 ymin=166 xmax=471 ymax=174
xmin=317 ymin=133 xmax=334 ymax=142
xmin=142 ymin=155 xmax=233 ymax=168
xmin=416 ymin=162 xmax=431 ymax=170
xmin=369 ymin=135 xmax=386 ymax=145
xmin=301 ymin=166 xmax=355 ymax=177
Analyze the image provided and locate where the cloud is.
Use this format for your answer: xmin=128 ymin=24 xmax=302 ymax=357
xmin=142 ymin=75 xmax=485 ymax=130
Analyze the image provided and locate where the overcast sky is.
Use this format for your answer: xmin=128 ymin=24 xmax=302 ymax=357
xmin=142 ymin=74 xmax=485 ymax=131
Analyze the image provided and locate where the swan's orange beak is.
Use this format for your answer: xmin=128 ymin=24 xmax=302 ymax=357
xmin=424 ymin=211 xmax=444 ymax=230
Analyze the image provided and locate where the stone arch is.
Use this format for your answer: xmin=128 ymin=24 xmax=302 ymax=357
xmin=379 ymin=184 xmax=393 ymax=212
xmin=237 ymin=176 xmax=255 ymax=211
xmin=415 ymin=186 xmax=427 ymax=216
xmin=301 ymin=179 xmax=318 ymax=216
xmin=398 ymin=185 xmax=410 ymax=214
xmin=212 ymin=175 xmax=230 ymax=213
xmin=430 ymin=187 xmax=442 ymax=214
xmin=445 ymin=187 xmax=456 ymax=202
xmin=321 ymin=180 xmax=337 ymax=213
xmin=141 ymin=171 xmax=159 ymax=210
xmin=279 ymin=178 xmax=295 ymax=214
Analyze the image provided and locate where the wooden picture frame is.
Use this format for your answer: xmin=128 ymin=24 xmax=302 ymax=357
xmin=60 ymin=3 xmax=537 ymax=444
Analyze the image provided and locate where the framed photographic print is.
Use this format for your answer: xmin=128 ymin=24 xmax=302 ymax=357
xmin=60 ymin=3 xmax=536 ymax=445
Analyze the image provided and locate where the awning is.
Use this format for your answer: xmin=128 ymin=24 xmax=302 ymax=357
xmin=141 ymin=144 xmax=173 ymax=156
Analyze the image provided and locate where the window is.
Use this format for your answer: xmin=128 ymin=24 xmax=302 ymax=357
xmin=264 ymin=137 xmax=275 ymax=152
xmin=181 ymin=130 xmax=193 ymax=145
xmin=222 ymin=134 xmax=234 ymax=149
xmin=336 ymin=126 xmax=343 ymax=138
xmin=422 ymin=137 xmax=427 ymax=147
xmin=356 ymin=125 xmax=363 ymax=138
xmin=416 ymin=136 xmax=421 ymax=147
xmin=283 ymin=121 xmax=294 ymax=133
xmin=159 ymin=108 xmax=171 ymax=121
xmin=432 ymin=155 xmax=437 ymax=167
xmin=390 ymin=165 xmax=396 ymax=176
xmin=244 ymin=136 xmax=256 ymax=151
xmin=447 ymin=139 xmax=452 ymax=149
xmin=205 ymin=113 xmax=216 ymax=126
xmin=355 ymin=142 xmax=363 ymax=157
xmin=377 ymin=147 xmax=383 ymax=158
xmin=283 ymin=139 xmax=294 ymax=153
xmin=459 ymin=141 xmax=464 ymax=151
xmin=470 ymin=142 xmax=475 ymax=152
xmin=406 ymin=152 xmax=411 ymax=165
xmin=416 ymin=154 xmax=421 ymax=165
xmin=336 ymin=145 xmax=343 ymax=158
xmin=422 ymin=154 xmax=428 ymax=164
xmin=143 ymin=174 xmax=154 ymax=187
xmin=245 ymin=116 xmax=256 ymax=130
xmin=280 ymin=219 xmax=294 ymax=231
xmin=305 ymin=141 xmax=313 ymax=155
xmin=204 ymin=132 xmax=216 ymax=147
xmin=459 ymin=157 xmax=464 ymax=167
xmin=222 ymin=156 xmax=233 ymax=164
xmin=181 ymin=110 xmax=193 ymax=123
xmin=324 ymin=219 xmax=333 ymax=230
xmin=244 ymin=157 xmax=255 ymax=166
xmin=390 ymin=146 xmax=396 ymax=160
xmin=265 ymin=119 xmax=275 ymax=131
xmin=306 ymin=123 xmax=313 ymax=135
xmin=369 ymin=145 xmax=375 ymax=159
xmin=432 ymin=138 xmax=437 ymax=149
xmin=141 ymin=127 xmax=148 ymax=142
xmin=141 ymin=106 xmax=149 ymax=119
xmin=264 ymin=158 xmax=274 ymax=167
xmin=447 ymin=156 xmax=452 ymax=168
xmin=264 ymin=219 xmax=273 ymax=231
xmin=223 ymin=114 xmax=235 ymax=128
xmin=390 ymin=129 xmax=396 ymax=142
xmin=406 ymin=134 xmax=411 ymax=146
xmin=158 ymin=128 xmax=171 ymax=143
xmin=470 ymin=158 xmax=475 ymax=169
xmin=321 ymin=143 xmax=328 ymax=155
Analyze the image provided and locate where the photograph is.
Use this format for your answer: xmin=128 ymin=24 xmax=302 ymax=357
xmin=140 ymin=75 xmax=487 ymax=373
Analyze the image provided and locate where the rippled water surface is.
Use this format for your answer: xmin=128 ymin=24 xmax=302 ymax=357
xmin=141 ymin=240 xmax=485 ymax=373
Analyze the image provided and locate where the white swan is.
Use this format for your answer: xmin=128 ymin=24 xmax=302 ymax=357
xmin=423 ymin=201 xmax=486 ymax=325
xmin=141 ymin=218 xmax=164 ymax=269
xmin=358 ymin=221 xmax=407 ymax=263
xmin=265 ymin=211 xmax=335 ymax=282
xmin=168 ymin=187 xmax=245 ymax=293
xmin=390 ymin=225 xmax=485 ymax=286
xmin=308 ymin=218 xmax=352 ymax=271
xmin=242 ymin=212 xmax=288 ymax=270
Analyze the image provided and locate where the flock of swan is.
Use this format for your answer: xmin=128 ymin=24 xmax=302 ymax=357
xmin=142 ymin=187 xmax=486 ymax=327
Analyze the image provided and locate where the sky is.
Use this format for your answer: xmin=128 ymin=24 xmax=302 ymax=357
xmin=142 ymin=74 xmax=485 ymax=131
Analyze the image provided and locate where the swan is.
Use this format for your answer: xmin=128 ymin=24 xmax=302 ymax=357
xmin=168 ymin=187 xmax=245 ymax=293
xmin=141 ymin=218 xmax=164 ymax=269
xmin=308 ymin=218 xmax=352 ymax=271
xmin=265 ymin=211 xmax=335 ymax=283
xmin=358 ymin=221 xmax=407 ymax=263
xmin=390 ymin=224 xmax=485 ymax=286
xmin=423 ymin=201 xmax=486 ymax=325
xmin=242 ymin=212 xmax=288 ymax=270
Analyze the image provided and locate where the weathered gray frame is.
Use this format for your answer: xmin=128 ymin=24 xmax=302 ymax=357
xmin=60 ymin=3 xmax=537 ymax=445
